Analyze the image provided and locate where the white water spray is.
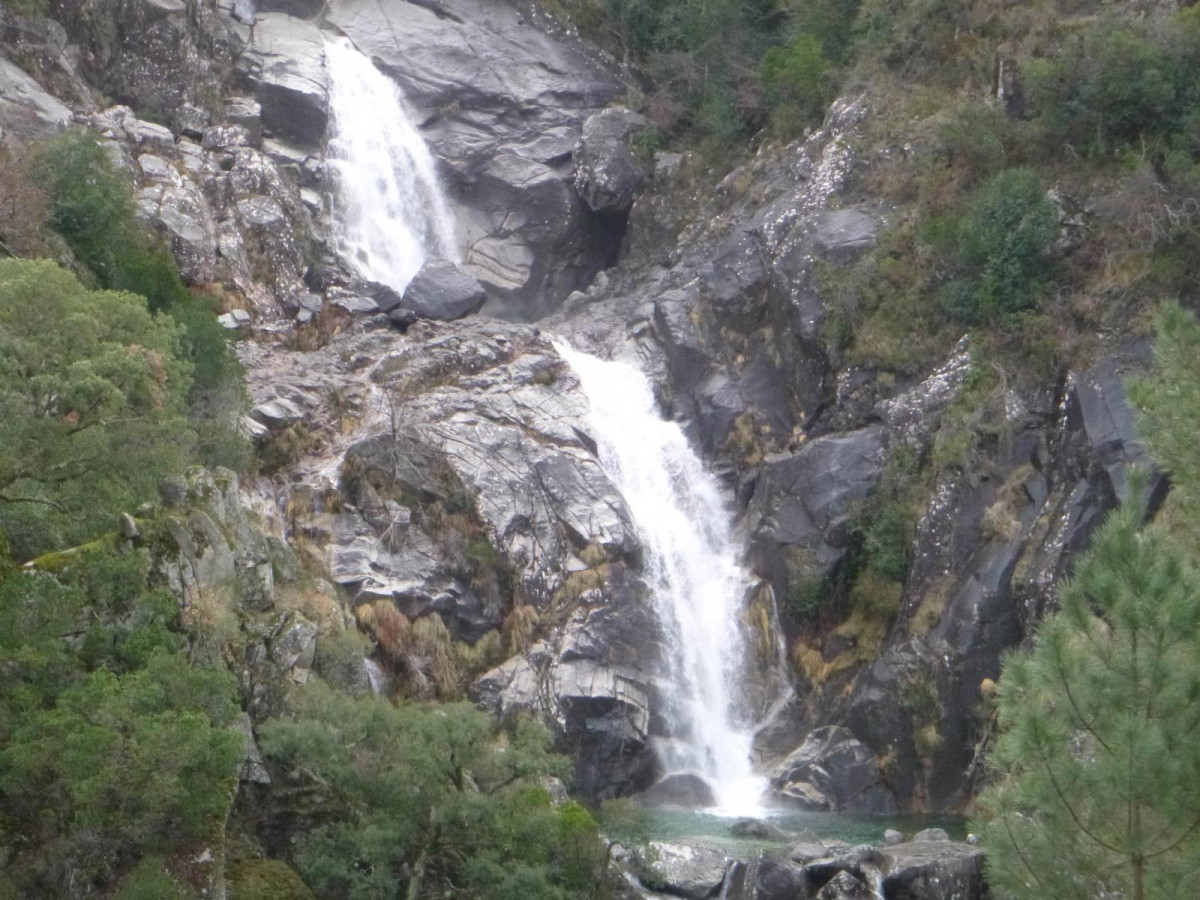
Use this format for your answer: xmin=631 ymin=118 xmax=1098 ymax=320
xmin=324 ymin=36 xmax=459 ymax=293
xmin=557 ymin=343 xmax=768 ymax=815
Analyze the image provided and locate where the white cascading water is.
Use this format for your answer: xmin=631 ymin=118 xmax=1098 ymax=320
xmin=557 ymin=343 xmax=768 ymax=815
xmin=324 ymin=36 xmax=459 ymax=293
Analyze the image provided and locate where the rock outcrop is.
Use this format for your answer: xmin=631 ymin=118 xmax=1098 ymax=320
xmin=327 ymin=0 xmax=625 ymax=314
xmin=625 ymin=834 xmax=985 ymax=900
xmin=240 ymin=317 xmax=666 ymax=796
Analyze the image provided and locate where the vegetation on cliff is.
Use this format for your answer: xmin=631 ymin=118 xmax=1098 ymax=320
xmin=977 ymin=307 xmax=1200 ymax=897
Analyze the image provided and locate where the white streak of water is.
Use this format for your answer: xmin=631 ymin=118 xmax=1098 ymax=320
xmin=324 ymin=36 xmax=459 ymax=294
xmin=556 ymin=343 xmax=767 ymax=815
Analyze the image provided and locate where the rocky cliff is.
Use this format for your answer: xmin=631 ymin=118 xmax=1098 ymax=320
xmin=0 ymin=0 xmax=1157 ymax=830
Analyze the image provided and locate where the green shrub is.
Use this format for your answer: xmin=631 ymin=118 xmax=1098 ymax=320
xmin=35 ymin=130 xmax=249 ymax=472
xmin=259 ymin=684 xmax=616 ymax=899
xmin=1023 ymin=23 xmax=1184 ymax=155
xmin=0 ymin=548 xmax=242 ymax=896
xmin=940 ymin=168 xmax=1058 ymax=325
xmin=761 ymin=34 xmax=832 ymax=138
xmin=115 ymin=857 xmax=198 ymax=900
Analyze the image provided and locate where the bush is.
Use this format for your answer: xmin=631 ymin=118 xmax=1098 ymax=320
xmin=1023 ymin=21 xmax=1191 ymax=156
xmin=0 ymin=548 xmax=242 ymax=896
xmin=939 ymin=168 xmax=1058 ymax=325
xmin=761 ymin=34 xmax=833 ymax=138
xmin=259 ymin=683 xmax=616 ymax=899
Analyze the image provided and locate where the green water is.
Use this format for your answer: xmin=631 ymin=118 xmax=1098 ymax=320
xmin=644 ymin=807 xmax=968 ymax=857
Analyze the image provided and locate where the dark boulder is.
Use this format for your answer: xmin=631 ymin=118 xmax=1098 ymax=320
xmin=769 ymin=726 xmax=897 ymax=813
xmin=403 ymin=258 xmax=487 ymax=320
xmin=748 ymin=427 xmax=888 ymax=594
xmin=728 ymin=818 xmax=790 ymax=841
xmin=573 ymin=106 xmax=649 ymax=214
xmin=248 ymin=13 xmax=328 ymax=147
xmin=880 ymin=841 xmax=986 ymax=900
xmin=755 ymin=856 xmax=814 ymax=900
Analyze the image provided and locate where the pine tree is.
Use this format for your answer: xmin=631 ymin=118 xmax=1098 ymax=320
xmin=1130 ymin=301 xmax=1200 ymax=550
xmin=975 ymin=478 xmax=1200 ymax=899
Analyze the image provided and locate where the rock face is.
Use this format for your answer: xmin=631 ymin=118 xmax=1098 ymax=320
xmin=769 ymin=726 xmax=897 ymax=814
xmin=241 ymin=319 xmax=665 ymax=796
xmin=748 ymin=428 xmax=889 ymax=592
xmin=0 ymin=54 xmax=72 ymax=139
xmin=647 ymin=843 xmax=731 ymax=899
xmin=327 ymin=0 xmax=625 ymax=314
xmin=245 ymin=13 xmax=328 ymax=147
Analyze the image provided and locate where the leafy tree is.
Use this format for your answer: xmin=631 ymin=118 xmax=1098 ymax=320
xmin=940 ymin=168 xmax=1058 ymax=325
xmin=259 ymin=683 xmax=612 ymax=900
xmin=1023 ymin=25 xmax=1180 ymax=156
xmin=0 ymin=259 xmax=194 ymax=558
xmin=34 ymin=130 xmax=249 ymax=473
xmin=0 ymin=659 xmax=241 ymax=895
xmin=975 ymin=479 xmax=1200 ymax=900
xmin=0 ymin=548 xmax=242 ymax=896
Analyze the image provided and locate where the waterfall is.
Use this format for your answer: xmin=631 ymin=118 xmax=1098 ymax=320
xmin=556 ymin=343 xmax=768 ymax=815
xmin=324 ymin=36 xmax=459 ymax=294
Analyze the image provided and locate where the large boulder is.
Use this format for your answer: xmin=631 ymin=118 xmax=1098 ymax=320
xmin=0 ymin=55 xmax=72 ymax=141
xmin=638 ymin=772 xmax=717 ymax=808
xmin=646 ymin=842 xmax=730 ymax=899
xmin=769 ymin=726 xmax=897 ymax=814
xmin=574 ymin=106 xmax=649 ymax=214
xmin=247 ymin=13 xmax=328 ymax=147
xmin=134 ymin=155 xmax=220 ymax=283
xmin=880 ymin=841 xmax=986 ymax=900
xmin=401 ymin=258 xmax=487 ymax=320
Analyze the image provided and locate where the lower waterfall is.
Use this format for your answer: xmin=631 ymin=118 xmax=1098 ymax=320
xmin=557 ymin=343 xmax=768 ymax=814
xmin=324 ymin=36 xmax=459 ymax=294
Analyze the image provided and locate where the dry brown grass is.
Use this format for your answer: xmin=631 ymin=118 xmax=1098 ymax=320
xmin=909 ymin=575 xmax=953 ymax=637
xmin=410 ymin=614 xmax=460 ymax=698
xmin=981 ymin=463 xmax=1035 ymax=543
xmin=356 ymin=599 xmax=410 ymax=662
xmin=455 ymin=630 xmax=505 ymax=679
xmin=502 ymin=604 xmax=540 ymax=655
xmin=277 ymin=582 xmax=343 ymax=631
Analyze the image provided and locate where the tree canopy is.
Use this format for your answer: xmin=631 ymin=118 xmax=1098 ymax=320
xmin=0 ymin=258 xmax=194 ymax=558
xmin=258 ymin=683 xmax=615 ymax=900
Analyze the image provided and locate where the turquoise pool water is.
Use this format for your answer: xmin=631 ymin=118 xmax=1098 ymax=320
xmin=644 ymin=806 xmax=968 ymax=857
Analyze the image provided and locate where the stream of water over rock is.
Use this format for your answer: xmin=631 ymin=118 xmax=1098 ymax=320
xmin=557 ymin=344 xmax=769 ymax=815
xmin=325 ymin=36 xmax=460 ymax=293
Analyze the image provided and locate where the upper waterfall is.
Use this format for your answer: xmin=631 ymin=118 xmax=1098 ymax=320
xmin=556 ymin=343 xmax=769 ymax=815
xmin=324 ymin=36 xmax=459 ymax=294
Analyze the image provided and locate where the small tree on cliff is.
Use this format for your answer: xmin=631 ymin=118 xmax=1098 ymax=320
xmin=976 ymin=479 xmax=1200 ymax=900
